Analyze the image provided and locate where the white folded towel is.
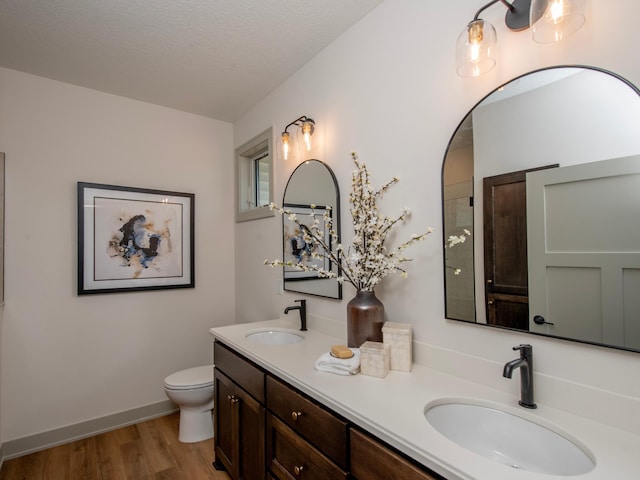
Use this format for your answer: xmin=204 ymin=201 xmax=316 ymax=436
xmin=315 ymin=348 xmax=360 ymax=376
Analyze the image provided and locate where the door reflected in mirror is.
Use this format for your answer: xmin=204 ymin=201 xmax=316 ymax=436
xmin=283 ymin=159 xmax=341 ymax=299
xmin=442 ymin=66 xmax=640 ymax=352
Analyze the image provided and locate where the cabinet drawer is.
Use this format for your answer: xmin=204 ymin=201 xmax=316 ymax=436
xmin=267 ymin=414 xmax=347 ymax=480
xmin=350 ymin=428 xmax=440 ymax=480
xmin=214 ymin=341 xmax=265 ymax=403
xmin=266 ymin=376 xmax=348 ymax=469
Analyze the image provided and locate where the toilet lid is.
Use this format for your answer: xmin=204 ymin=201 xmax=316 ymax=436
xmin=164 ymin=365 xmax=214 ymax=390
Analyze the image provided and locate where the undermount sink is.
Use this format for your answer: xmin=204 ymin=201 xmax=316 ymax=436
xmin=424 ymin=400 xmax=595 ymax=476
xmin=245 ymin=328 xmax=305 ymax=345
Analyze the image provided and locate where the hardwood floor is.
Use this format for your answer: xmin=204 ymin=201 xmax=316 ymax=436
xmin=0 ymin=413 xmax=231 ymax=480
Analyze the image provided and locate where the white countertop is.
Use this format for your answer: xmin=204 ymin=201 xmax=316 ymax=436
xmin=209 ymin=319 xmax=640 ymax=480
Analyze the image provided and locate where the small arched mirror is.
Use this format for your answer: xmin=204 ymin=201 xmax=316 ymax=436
xmin=282 ymin=159 xmax=341 ymax=299
xmin=442 ymin=66 xmax=640 ymax=352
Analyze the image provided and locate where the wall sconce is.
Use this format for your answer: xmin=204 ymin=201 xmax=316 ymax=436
xmin=456 ymin=0 xmax=586 ymax=78
xmin=281 ymin=115 xmax=315 ymax=161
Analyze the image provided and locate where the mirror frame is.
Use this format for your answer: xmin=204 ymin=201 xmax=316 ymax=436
xmin=441 ymin=65 xmax=640 ymax=353
xmin=282 ymin=159 xmax=342 ymax=300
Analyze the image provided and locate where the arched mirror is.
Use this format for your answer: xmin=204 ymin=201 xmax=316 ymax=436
xmin=282 ymin=159 xmax=341 ymax=299
xmin=442 ymin=66 xmax=640 ymax=352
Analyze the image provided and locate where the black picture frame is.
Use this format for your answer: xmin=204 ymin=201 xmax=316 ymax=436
xmin=77 ymin=182 xmax=195 ymax=295
xmin=282 ymin=203 xmax=332 ymax=280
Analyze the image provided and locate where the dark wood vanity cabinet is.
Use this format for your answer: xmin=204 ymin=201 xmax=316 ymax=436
xmin=213 ymin=340 xmax=443 ymax=480
xmin=214 ymin=342 xmax=266 ymax=480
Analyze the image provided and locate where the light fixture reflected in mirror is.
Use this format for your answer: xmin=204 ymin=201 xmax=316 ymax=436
xmin=456 ymin=0 xmax=586 ymax=78
xmin=281 ymin=115 xmax=315 ymax=161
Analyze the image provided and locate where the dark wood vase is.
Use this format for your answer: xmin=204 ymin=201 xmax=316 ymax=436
xmin=347 ymin=290 xmax=384 ymax=348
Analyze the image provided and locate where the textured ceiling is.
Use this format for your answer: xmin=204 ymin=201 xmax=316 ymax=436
xmin=0 ymin=0 xmax=383 ymax=121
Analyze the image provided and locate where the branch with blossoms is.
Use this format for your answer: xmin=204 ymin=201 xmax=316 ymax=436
xmin=447 ymin=230 xmax=471 ymax=248
xmin=265 ymin=152 xmax=440 ymax=292
xmin=265 ymin=203 xmax=358 ymax=286
xmin=445 ymin=229 xmax=472 ymax=275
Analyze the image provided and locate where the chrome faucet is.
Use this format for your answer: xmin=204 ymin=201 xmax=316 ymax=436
xmin=284 ymin=299 xmax=307 ymax=331
xmin=503 ymin=344 xmax=537 ymax=409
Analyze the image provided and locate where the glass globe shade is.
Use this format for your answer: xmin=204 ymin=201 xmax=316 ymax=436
xmin=530 ymin=0 xmax=586 ymax=43
xmin=456 ymin=20 xmax=497 ymax=78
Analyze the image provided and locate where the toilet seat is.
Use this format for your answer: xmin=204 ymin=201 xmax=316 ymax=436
xmin=164 ymin=365 xmax=214 ymax=391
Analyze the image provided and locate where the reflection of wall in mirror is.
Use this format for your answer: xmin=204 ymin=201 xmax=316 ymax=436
xmin=285 ymin=161 xmax=334 ymax=206
xmin=443 ymin=145 xmax=475 ymax=322
xmin=472 ymin=70 xmax=640 ymax=325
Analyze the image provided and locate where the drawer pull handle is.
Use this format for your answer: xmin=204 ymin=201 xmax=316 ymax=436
xmin=227 ymin=395 xmax=238 ymax=404
xmin=291 ymin=411 xmax=303 ymax=421
xmin=293 ymin=465 xmax=305 ymax=476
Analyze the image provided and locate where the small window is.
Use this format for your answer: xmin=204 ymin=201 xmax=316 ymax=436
xmin=236 ymin=128 xmax=275 ymax=222
xmin=253 ymin=152 xmax=270 ymax=208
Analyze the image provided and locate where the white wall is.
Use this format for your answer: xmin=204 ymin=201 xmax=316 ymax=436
xmin=234 ymin=0 xmax=640 ymax=429
xmin=0 ymin=68 xmax=235 ymax=442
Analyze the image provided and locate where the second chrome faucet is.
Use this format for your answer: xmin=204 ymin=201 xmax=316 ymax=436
xmin=503 ymin=344 xmax=537 ymax=409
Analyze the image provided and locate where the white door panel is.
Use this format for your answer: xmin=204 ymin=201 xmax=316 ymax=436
xmin=527 ymin=155 xmax=640 ymax=348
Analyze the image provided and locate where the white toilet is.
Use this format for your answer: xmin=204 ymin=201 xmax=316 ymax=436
xmin=163 ymin=365 xmax=215 ymax=443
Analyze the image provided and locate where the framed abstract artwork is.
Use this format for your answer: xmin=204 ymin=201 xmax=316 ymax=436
xmin=282 ymin=204 xmax=332 ymax=280
xmin=77 ymin=182 xmax=195 ymax=295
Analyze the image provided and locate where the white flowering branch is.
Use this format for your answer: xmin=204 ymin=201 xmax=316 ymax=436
xmin=265 ymin=152 xmax=439 ymax=291
xmin=444 ymin=229 xmax=471 ymax=275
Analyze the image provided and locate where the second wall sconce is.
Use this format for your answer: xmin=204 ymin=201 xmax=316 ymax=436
xmin=457 ymin=0 xmax=586 ymax=78
xmin=281 ymin=115 xmax=315 ymax=161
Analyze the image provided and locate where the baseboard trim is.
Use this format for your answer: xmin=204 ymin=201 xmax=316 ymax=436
xmin=2 ymin=400 xmax=178 ymax=461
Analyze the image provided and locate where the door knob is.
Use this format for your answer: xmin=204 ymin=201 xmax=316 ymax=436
xmin=291 ymin=411 xmax=303 ymax=421
xmin=293 ymin=465 xmax=305 ymax=476
xmin=533 ymin=315 xmax=554 ymax=326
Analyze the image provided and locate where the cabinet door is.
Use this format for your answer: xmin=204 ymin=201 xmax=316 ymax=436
xmin=350 ymin=429 xmax=440 ymax=480
xmin=215 ymin=370 xmax=239 ymax=477
xmin=215 ymin=369 xmax=266 ymax=480
xmin=236 ymin=385 xmax=266 ymax=480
